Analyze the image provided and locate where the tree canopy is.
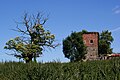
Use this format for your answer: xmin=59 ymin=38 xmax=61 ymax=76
xmin=99 ymin=30 xmax=114 ymax=55
xmin=63 ymin=30 xmax=87 ymax=62
xmin=4 ymin=12 xmax=58 ymax=63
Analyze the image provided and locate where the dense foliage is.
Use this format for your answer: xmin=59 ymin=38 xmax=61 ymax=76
xmin=4 ymin=13 xmax=58 ymax=63
xmin=99 ymin=30 xmax=114 ymax=55
xmin=0 ymin=58 xmax=119 ymax=80
xmin=63 ymin=30 xmax=87 ymax=62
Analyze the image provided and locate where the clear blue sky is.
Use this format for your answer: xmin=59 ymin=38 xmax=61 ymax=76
xmin=0 ymin=0 xmax=120 ymax=62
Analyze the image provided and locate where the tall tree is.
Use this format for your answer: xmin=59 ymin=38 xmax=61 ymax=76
xmin=63 ymin=30 xmax=87 ymax=62
xmin=99 ymin=30 xmax=114 ymax=55
xmin=4 ymin=12 xmax=58 ymax=63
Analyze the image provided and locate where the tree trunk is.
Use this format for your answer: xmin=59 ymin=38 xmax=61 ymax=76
xmin=25 ymin=57 xmax=32 ymax=63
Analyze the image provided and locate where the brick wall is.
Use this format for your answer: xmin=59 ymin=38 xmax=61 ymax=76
xmin=82 ymin=32 xmax=98 ymax=47
xmin=82 ymin=32 xmax=99 ymax=60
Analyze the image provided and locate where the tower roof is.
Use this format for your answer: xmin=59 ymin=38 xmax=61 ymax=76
xmin=83 ymin=32 xmax=99 ymax=34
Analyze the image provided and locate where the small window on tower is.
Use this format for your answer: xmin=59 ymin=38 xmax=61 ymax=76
xmin=90 ymin=40 xmax=93 ymax=44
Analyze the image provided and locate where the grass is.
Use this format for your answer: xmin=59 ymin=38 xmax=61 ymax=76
xmin=0 ymin=58 xmax=119 ymax=80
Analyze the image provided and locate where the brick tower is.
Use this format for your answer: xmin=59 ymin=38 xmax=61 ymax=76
xmin=82 ymin=32 xmax=99 ymax=60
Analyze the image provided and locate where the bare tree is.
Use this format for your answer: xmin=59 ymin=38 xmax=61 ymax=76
xmin=4 ymin=12 xmax=58 ymax=63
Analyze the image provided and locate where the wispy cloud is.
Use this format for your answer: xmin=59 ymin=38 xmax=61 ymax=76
xmin=110 ymin=27 xmax=120 ymax=32
xmin=112 ymin=5 xmax=120 ymax=14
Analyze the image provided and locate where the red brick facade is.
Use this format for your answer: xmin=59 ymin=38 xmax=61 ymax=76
xmin=82 ymin=32 xmax=99 ymax=60
xmin=82 ymin=32 xmax=99 ymax=47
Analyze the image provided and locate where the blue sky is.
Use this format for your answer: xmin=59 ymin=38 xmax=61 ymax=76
xmin=0 ymin=0 xmax=120 ymax=62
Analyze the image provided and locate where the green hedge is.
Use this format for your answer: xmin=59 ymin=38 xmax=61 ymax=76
xmin=0 ymin=58 xmax=120 ymax=80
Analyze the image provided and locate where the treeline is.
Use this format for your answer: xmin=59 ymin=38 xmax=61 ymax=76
xmin=0 ymin=58 xmax=119 ymax=80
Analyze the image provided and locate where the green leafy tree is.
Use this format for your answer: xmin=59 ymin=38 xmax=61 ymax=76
xmin=63 ymin=30 xmax=87 ymax=62
xmin=99 ymin=30 xmax=114 ymax=55
xmin=4 ymin=13 xmax=58 ymax=63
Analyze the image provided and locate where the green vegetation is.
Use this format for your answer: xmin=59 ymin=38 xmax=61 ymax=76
xmin=4 ymin=13 xmax=58 ymax=63
xmin=63 ymin=30 xmax=87 ymax=62
xmin=99 ymin=30 xmax=114 ymax=55
xmin=0 ymin=58 xmax=119 ymax=80
xmin=1 ymin=12 xmax=118 ymax=80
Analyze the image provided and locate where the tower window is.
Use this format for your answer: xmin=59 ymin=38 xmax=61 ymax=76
xmin=90 ymin=40 xmax=93 ymax=44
